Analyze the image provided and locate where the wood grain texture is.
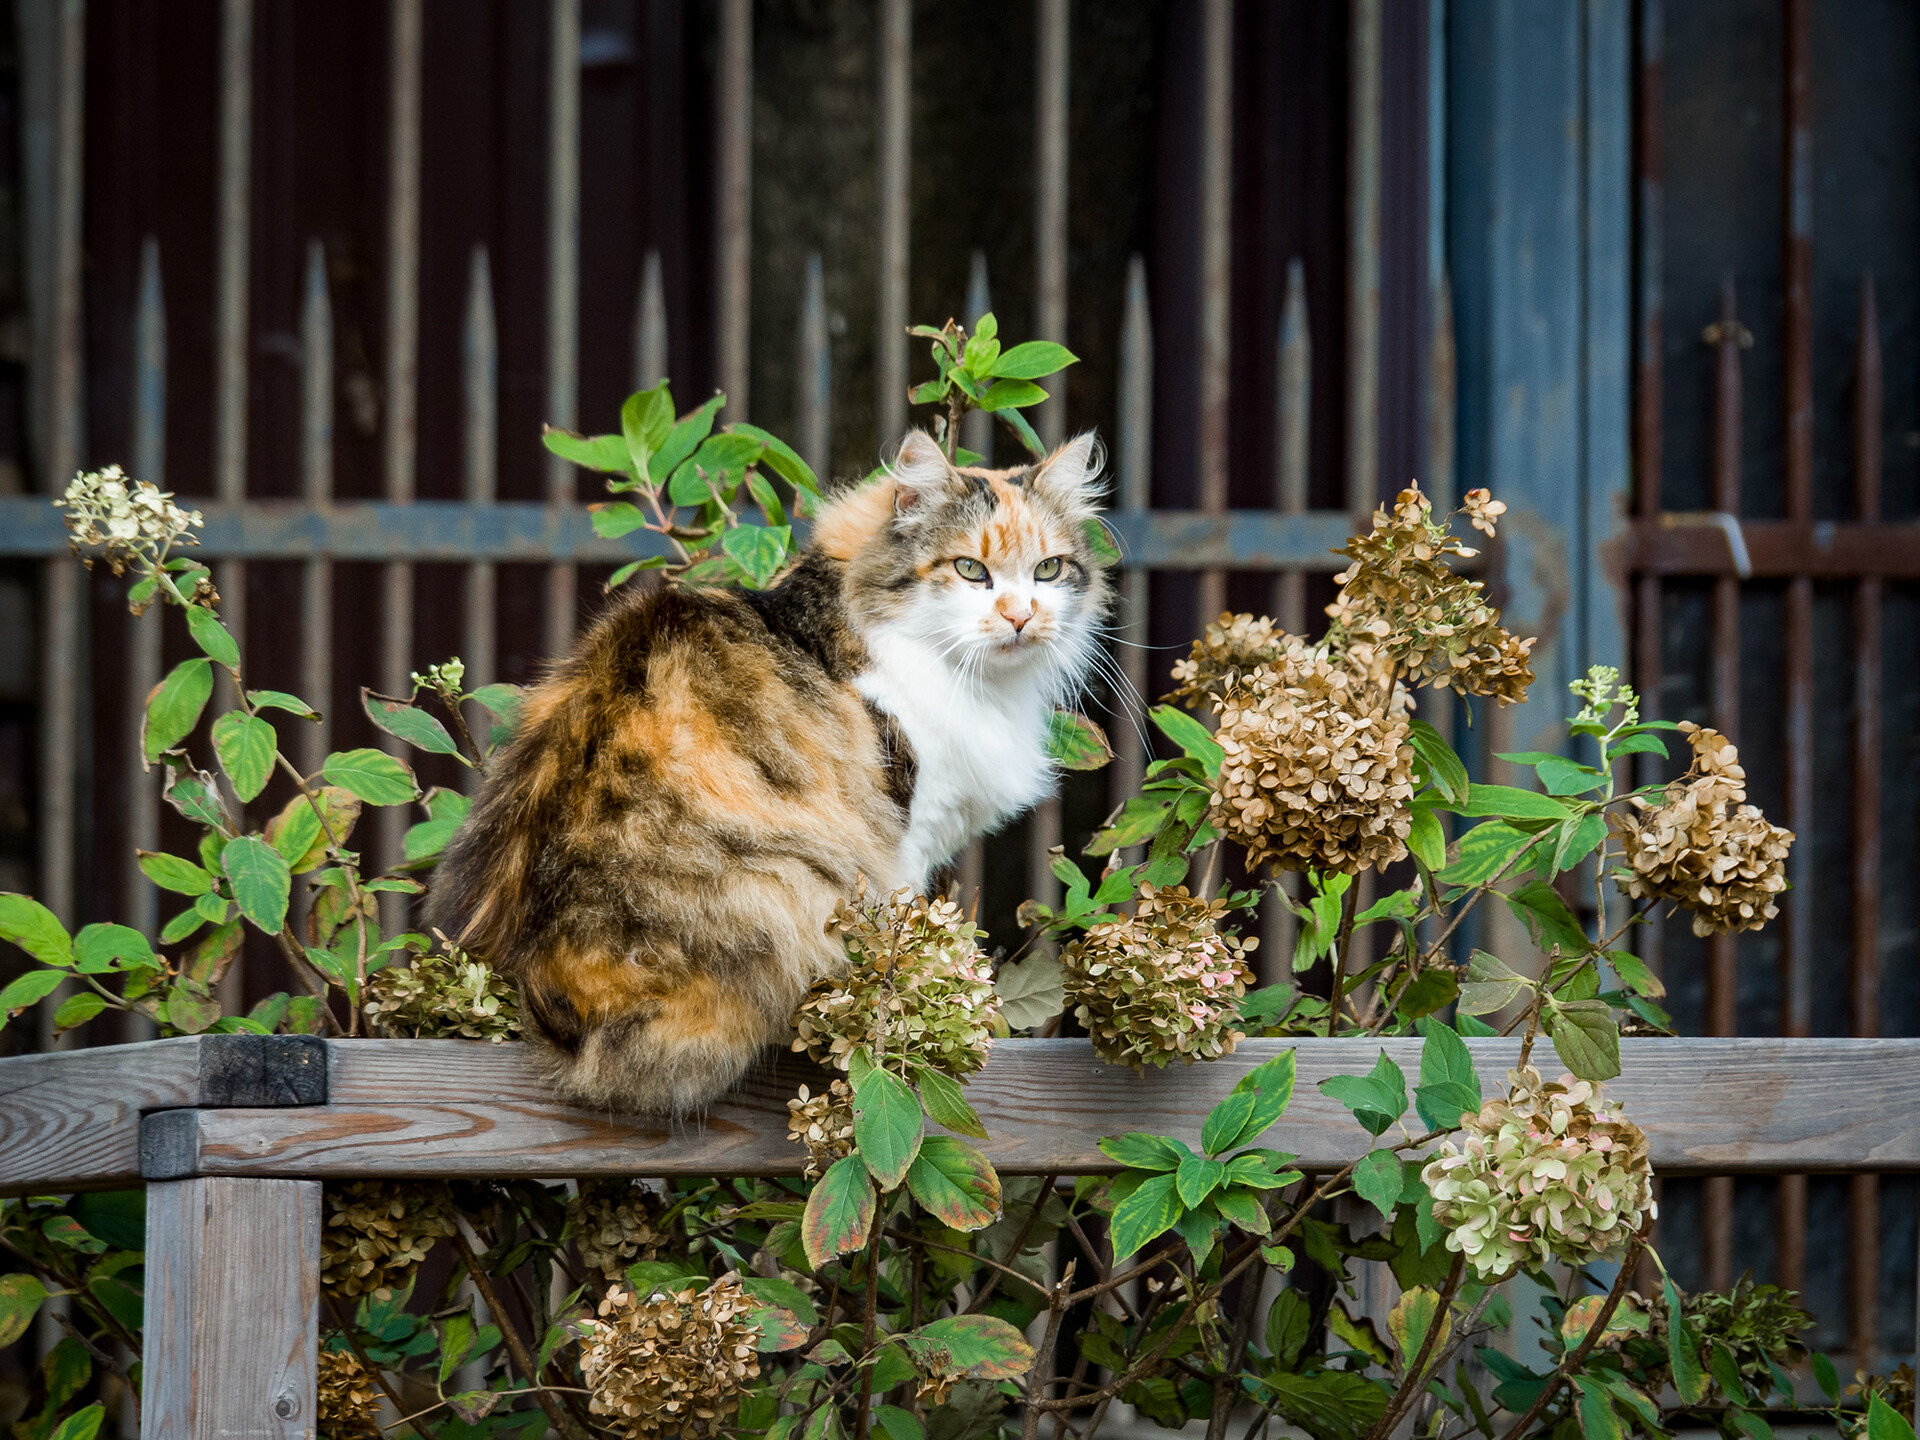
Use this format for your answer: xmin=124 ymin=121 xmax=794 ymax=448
xmin=142 ymin=1177 xmax=321 ymax=1440
xmin=0 ymin=1035 xmax=328 ymax=1196
xmin=134 ymin=1036 xmax=1920 ymax=1181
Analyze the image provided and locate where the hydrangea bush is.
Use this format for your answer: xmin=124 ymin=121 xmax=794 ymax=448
xmin=0 ymin=337 xmax=1908 ymax=1440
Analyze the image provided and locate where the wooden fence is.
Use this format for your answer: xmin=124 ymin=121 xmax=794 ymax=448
xmin=4 ymin=1033 xmax=1919 ymax=1439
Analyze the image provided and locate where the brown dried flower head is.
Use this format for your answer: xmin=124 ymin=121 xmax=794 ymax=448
xmin=316 ymin=1345 xmax=383 ymax=1438
xmin=794 ymin=886 xmax=999 ymax=1078
xmin=1325 ymin=482 xmax=1534 ymax=704
xmin=1423 ymin=1067 xmax=1654 ymax=1281
xmin=786 ymin=1080 xmax=856 ymax=1180
xmin=1062 ymin=884 xmax=1254 ymax=1069
xmin=1169 ymin=611 xmax=1293 ymax=709
xmin=1843 ymin=1364 xmax=1916 ymax=1439
xmin=320 ymin=1181 xmax=458 ymax=1299
xmin=1612 ymin=723 xmax=1793 ymax=937
xmin=1209 ymin=645 xmax=1416 ymax=875
xmin=567 ymin=1180 xmax=670 ymax=1282
xmin=576 ymin=1278 xmax=762 ymax=1439
xmin=364 ymin=946 xmax=522 ymax=1042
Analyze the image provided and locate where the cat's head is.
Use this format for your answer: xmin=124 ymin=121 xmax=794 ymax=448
xmin=818 ymin=430 xmax=1113 ymax=693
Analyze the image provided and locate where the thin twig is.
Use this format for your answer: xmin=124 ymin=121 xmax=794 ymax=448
xmin=326 ymin=1292 xmax=437 ymax=1440
xmin=1362 ymin=1250 xmax=1467 ymax=1440
xmin=964 ymin=1173 xmax=1060 ymax=1315
xmin=450 ymin=1225 xmax=588 ymax=1440
xmin=1327 ymin=882 xmax=1362 ymax=1037
xmin=1021 ymin=1266 xmax=1077 ymax=1440
xmin=1495 ymin=1231 xmax=1647 ymax=1440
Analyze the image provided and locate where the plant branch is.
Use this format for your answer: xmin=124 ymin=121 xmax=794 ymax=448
xmin=1327 ymin=881 xmax=1362 ymax=1036
xmin=1021 ymin=1265 xmax=1077 ymax=1440
xmin=326 ymin=1291 xmax=437 ymax=1440
xmin=451 ymin=1224 xmax=588 ymax=1440
xmin=1494 ymin=1230 xmax=1647 ymax=1440
xmin=1363 ymin=1250 xmax=1467 ymax=1440
xmin=962 ymin=1173 xmax=1060 ymax=1315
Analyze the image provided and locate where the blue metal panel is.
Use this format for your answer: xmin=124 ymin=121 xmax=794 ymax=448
xmin=1449 ymin=0 xmax=1632 ymax=758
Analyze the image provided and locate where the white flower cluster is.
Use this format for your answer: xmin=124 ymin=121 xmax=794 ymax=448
xmin=55 ymin=465 xmax=202 ymax=571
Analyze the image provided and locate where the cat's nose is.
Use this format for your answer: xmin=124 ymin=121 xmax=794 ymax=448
xmin=1001 ymin=602 xmax=1033 ymax=631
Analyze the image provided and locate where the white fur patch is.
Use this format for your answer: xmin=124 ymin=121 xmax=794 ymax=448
xmin=856 ymin=623 xmax=1065 ymax=889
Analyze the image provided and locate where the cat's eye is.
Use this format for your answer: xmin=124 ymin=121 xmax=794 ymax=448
xmin=1034 ymin=556 xmax=1064 ymax=581
xmin=953 ymin=556 xmax=989 ymax=582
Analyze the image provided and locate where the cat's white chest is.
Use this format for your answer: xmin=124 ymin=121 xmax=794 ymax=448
xmin=856 ymin=634 xmax=1056 ymax=889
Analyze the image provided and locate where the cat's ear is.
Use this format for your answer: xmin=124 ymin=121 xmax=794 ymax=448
xmin=889 ymin=430 xmax=962 ymax=517
xmin=1029 ymin=432 xmax=1103 ymax=508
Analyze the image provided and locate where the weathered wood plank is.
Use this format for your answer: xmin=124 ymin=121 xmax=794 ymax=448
xmin=0 ymin=1035 xmax=326 ymax=1195
xmin=136 ymin=1036 xmax=1920 ymax=1180
xmin=142 ymin=1177 xmax=321 ymax=1440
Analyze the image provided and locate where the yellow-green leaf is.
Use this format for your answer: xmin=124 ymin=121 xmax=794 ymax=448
xmin=211 ymin=711 xmax=277 ymax=802
xmin=801 ymin=1154 xmax=875 ymax=1269
xmin=221 ymin=835 xmax=290 ymax=934
xmin=144 ymin=657 xmax=213 ymax=762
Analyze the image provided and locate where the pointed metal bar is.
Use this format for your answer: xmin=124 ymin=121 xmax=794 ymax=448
xmin=796 ymin=251 xmax=831 ymax=485
xmin=299 ymin=241 xmax=334 ymax=780
xmin=877 ymin=0 xmax=911 ymax=445
xmin=464 ymin=245 xmax=499 ymax=706
xmin=1196 ymin=0 xmax=1232 ymax=624
xmin=960 ymin=251 xmax=994 ymax=462
xmin=1033 ymin=0 xmax=1068 ymax=449
xmin=633 ymin=248 xmax=667 ymax=392
xmin=716 ymin=0 xmax=751 ymax=415
xmin=545 ymin=0 xmax=581 ymax=654
xmin=127 ymin=236 xmax=165 ymax=1043
xmin=1112 ymin=255 xmax=1152 ymax=833
xmin=1346 ymin=0 xmax=1382 ymax=520
xmin=1275 ymin=256 xmax=1311 ymax=638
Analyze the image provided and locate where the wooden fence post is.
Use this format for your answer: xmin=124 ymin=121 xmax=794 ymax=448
xmin=141 ymin=1177 xmax=322 ymax=1440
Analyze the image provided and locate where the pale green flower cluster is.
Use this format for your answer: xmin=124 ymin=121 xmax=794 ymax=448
xmin=1421 ymin=1067 xmax=1653 ymax=1280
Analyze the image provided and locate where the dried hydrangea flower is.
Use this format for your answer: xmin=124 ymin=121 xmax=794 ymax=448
xmin=1168 ymin=611 xmax=1294 ymax=709
xmin=1612 ymin=723 xmax=1793 ymax=937
xmin=567 ymin=1179 xmax=669 ymax=1282
xmin=1062 ymin=884 xmax=1254 ymax=1069
xmin=316 ymin=1344 xmax=383 ymax=1438
xmin=364 ymin=949 xmax=522 ymax=1042
xmin=576 ymin=1278 xmax=762 ymax=1439
xmin=1843 ymin=1364 xmax=1916 ymax=1439
xmin=1208 ymin=646 xmax=1416 ymax=875
xmin=793 ymin=887 xmax=999 ymax=1079
xmin=54 ymin=465 xmax=203 ymax=575
xmin=1462 ymin=487 xmax=1507 ymax=536
xmin=320 ymin=1181 xmax=458 ymax=1299
xmin=1325 ymin=482 xmax=1534 ymax=704
xmin=1422 ymin=1067 xmax=1653 ymax=1281
xmin=786 ymin=1080 xmax=856 ymax=1180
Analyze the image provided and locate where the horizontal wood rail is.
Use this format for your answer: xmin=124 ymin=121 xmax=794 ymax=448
xmin=6 ymin=1035 xmax=1918 ymax=1196
xmin=0 ymin=497 xmax=1368 ymax=571
xmin=1621 ymin=515 xmax=1920 ymax=578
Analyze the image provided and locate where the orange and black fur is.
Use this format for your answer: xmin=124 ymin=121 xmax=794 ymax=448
xmin=430 ymin=431 xmax=1110 ymax=1112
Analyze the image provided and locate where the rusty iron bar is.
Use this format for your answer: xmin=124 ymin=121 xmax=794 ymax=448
xmin=956 ymin=254 xmax=994 ymax=910
xmin=796 ymin=252 xmax=831 ymax=485
xmin=633 ymin=248 xmax=668 ymax=393
xmin=1275 ymin=256 xmax=1311 ymax=639
xmin=877 ymin=0 xmax=910 ymax=446
xmin=1112 ymin=255 xmax=1153 ymax=845
xmin=1196 ymin=0 xmax=1233 ymax=625
xmin=463 ymin=245 xmax=499 ymax=772
xmin=716 ymin=0 xmax=751 ymax=415
xmin=545 ymin=0 xmax=581 ymax=655
xmin=300 ymin=242 xmax=335 ymax=779
xmin=1632 ymin=0 xmax=1664 ymax=994
xmin=1027 ymin=0 xmax=1071 ymax=919
xmin=1346 ymin=0 xmax=1382 ymax=522
xmin=127 ymin=236 xmax=166 ymax=1043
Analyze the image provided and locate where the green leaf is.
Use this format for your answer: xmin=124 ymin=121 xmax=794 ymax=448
xmin=1506 ymin=880 xmax=1589 ymax=953
xmin=266 ymin=787 xmax=360 ymax=873
xmin=1438 ymin=821 xmax=1539 ymax=886
xmin=1097 ymin=1133 xmax=1189 ymax=1172
xmin=873 ymin=1405 xmax=924 ymax=1440
xmin=746 ymin=470 xmax=788 ymax=526
xmin=1407 ymin=805 xmax=1446 ymax=871
xmin=221 ymin=835 xmax=291 ymax=934
xmin=1414 ymin=1018 xmax=1482 ymax=1129
xmin=997 ymin=404 xmax=1046 ymax=457
xmin=469 ymin=683 xmax=524 ymax=730
xmin=1547 ymin=999 xmax=1621 ymax=1081
xmin=1150 ymin=704 xmax=1224 ymax=777
xmin=145 ymin=657 xmax=214 ymax=762
xmin=1260 ymin=1368 xmax=1391 ymax=1440
xmin=51 ymin=990 xmax=104 ymax=1033
xmin=1553 ymin=812 xmax=1609 ymax=872
xmin=0 ymin=969 xmax=65 ymax=1024
xmin=1388 ymin=1285 xmax=1450 ymax=1366
xmin=916 ymin=1068 xmax=989 ymax=1140
xmin=993 ymin=953 xmax=1065 ymax=1031
xmin=587 ymin=501 xmax=647 ymax=539
xmin=1351 ymin=1149 xmax=1404 ymax=1218
xmin=1811 ymin=1352 xmax=1840 ymax=1401
xmin=1318 ymin=1051 xmax=1407 ymax=1136
xmin=1608 ymin=732 xmax=1670 ymax=760
xmin=1083 ymin=516 xmax=1122 ymax=566
xmin=1046 ymin=710 xmax=1114 ymax=771
xmin=49 ymin=1405 xmax=104 ymax=1440
xmin=1395 ymin=968 xmax=1459 ymax=1020
xmin=1265 ymin=1288 xmax=1313 ymax=1368
xmin=364 ymin=692 xmax=461 ymax=757
xmin=730 ymin=422 xmax=822 ymax=496
xmin=1661 ymin=1272 xmax=1708 ymax=1403
xmin=801 ymin=1153 xmax=875 ymax=1269
xmin=1457 ymin=949 xmax=1530 ymax=1015
xmin=1408 ymin=721 xmax=1469 ymax=804
xmin=851 ymin=1063 xmax=924 ymax=1189
xmin=669 ymin=432 xmax=763 ymax=504
xmin=649 ymin=394 xmax=724 ymax=482
xmin=904 ymin=1135 xmax=1001 ymax=1231
xmin=185 ymin=604 xmax=240 ymax=667
xmin=1108 ymin=1171 xmax=1184 ymax=1258
xmin=989 ymin=340 xmax=1078 ymax=380
xmin=138 ymin=851 xmax=213 ymax=896
xmin=1454 ymin=784 xmax=1572 ymax=823
xmin=621 ymin=383 xmax=675 ymax=476
xmin=1223 ymin=1048 xmax=1297 ymax=1149
xmin=1868 ymin=1395 xmax=1917 ymax=1440
xmin=323 ymin=748 xmax=419 ymax=806
xmin=247 ymin=689 xmax=317 ymax=718
xmin=1708 ymin=1340 xmax=1751 ymax=1402
xmin=721 ymin=523 xmax=791 ymax=588
xmin=164 ymin=768 xmax=228 ymax=827
xmin=908 ymin=1314 xmax=1035 ymax=1378
xmin=1224 ymin=1151 xmax=1302 ymax=1191
xmin=1201 ymin=1090 xmax=1257 ymax=1158
xmin=1608 ymin=950 xmax=1666 ymax=999
xmin=1175 ymin=1156 xmax=1226 ymax=1208
xmin=1573 ymin=1378 xmax=1626 ymax=1440
xmin=73 ymin=923 xmax=156 ymax=974
xmin=210 ymin=711 xmax=276 ymax=802
xmin=541 ymin=427 xmax=634 ymax=475
xmin=975 ymin=378 xmax=1048 ymax=411
xmin=0 ymin=1273 xmax=50 ymax=1347
xmin=0 ymin=894 xmax=72 ymax=966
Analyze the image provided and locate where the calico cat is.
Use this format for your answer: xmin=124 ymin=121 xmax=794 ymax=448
xmin=429 ymin=429 xmax=1111 ymax=1113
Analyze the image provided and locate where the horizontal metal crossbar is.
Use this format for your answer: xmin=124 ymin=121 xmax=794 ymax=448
xmin=0 ymin=497 xmax=1364 ymax=571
